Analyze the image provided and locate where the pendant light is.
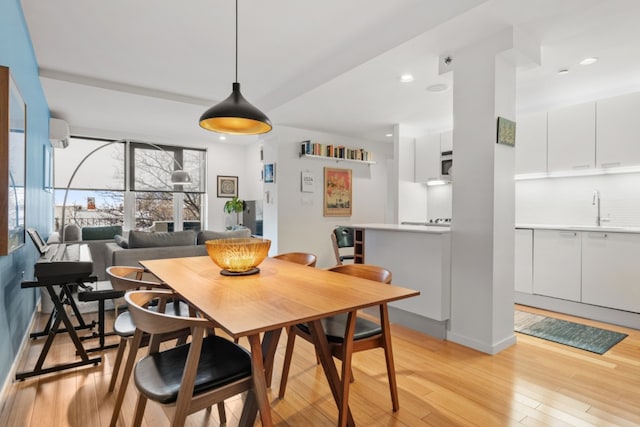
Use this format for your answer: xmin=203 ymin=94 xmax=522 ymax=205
xmin=199 ymin=0 xmax=272 ymax=135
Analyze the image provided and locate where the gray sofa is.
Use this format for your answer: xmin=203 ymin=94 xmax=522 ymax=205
xmin=104 ymin=228 xmax=252 ymax=273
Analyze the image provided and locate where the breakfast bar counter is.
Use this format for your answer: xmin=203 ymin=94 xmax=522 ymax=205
xmin=350 ymin=223 xmax=451 ymax=338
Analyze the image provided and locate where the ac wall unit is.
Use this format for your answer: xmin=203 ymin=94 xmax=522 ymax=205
xmin=49 ymin=118 xmax=70 ymax=148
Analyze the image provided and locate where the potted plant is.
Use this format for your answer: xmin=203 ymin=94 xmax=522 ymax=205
xmin=223 ymin=196 xmax=244 ymax=227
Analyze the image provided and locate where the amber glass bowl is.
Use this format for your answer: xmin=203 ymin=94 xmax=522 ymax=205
xmin=205 ymin=238 xmax=271 ymax=275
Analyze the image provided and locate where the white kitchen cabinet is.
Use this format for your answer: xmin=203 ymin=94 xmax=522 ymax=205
xmin=515 ymin=229 xmax=533 ymax=293
xmin=596 ymin=92 xmax=640 ymax=168
xmin=547 ymin=102 xmax=596 ymax=172
xmin=440 ymin=130 xmax=453 ymax=152
xmin=515 ymin=111 xmax=547 ymax=174
xmin=414 ymin=134 xmax=441 ymax=182
xmin=581 ymin=231 xmax=640 ymax=313
xmin=533 ymin=229 xmax=582 ymax=301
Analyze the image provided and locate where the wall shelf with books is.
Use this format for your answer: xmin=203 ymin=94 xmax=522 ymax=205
xmin=299 ymin=140 xmax=376 ymax=165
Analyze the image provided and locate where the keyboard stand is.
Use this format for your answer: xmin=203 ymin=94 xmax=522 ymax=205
xmin=28 ymin=280 xmax=98 ymax=339
xmin=16 ymin=278 xmax=102 ymax=381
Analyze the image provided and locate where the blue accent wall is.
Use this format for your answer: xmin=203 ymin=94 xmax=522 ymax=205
xmin=0 ymin=0 xmax=51 ymax=385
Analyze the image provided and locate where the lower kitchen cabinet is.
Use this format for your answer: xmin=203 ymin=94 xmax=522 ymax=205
xmin=582 ymin=231 xmax=640 ymax=313
xmin=515 ymin=229 xmax=533 ymax=293
xmin=533 ymin=229 xmax=582 ymax=301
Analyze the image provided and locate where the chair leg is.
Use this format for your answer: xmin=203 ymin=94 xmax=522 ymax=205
xmin=110 ymin=330 xmax=144 ymax=427
xmin=108 ymin=338 xmax=127 ymax=392
xmin=278 ymin=327 xmax=297 ymax=399
xmin=217 ymin=402 xmax=227 ymax=424
xmin=131 ymin=393 xmax=148 ymax=427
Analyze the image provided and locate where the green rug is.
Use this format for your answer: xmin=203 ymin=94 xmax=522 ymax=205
xmin=514 ymin=311 xmax=628 ymax=354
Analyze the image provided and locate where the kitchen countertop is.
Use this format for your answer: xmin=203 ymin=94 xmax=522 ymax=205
xmin=516 ymin=224 xmax=640 ymax=234
xmin=350 ymin=223 xmax=450 ymax=234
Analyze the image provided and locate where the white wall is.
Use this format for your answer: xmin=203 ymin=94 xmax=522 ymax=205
xmin=260 ymin=126 xmax=392 ymax=268
xmin=516 ymin=173 xmax=640 ymax=227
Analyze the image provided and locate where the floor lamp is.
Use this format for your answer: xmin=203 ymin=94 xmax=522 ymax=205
xmin=59 ymin=139 xmax=192 ymax=243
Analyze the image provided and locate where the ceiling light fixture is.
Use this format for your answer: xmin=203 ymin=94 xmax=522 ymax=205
xmin=399 ymin=74 xmax=414 ymax=83
xmin=199 ymin=0 xmax=272 ymax=135
xmin=385 ymin=133 xmax=393 ymax=137
xmin=426 ymin=83 xmax=449 ymax=92
xmin=579 ymin=57 xmax=598 ymax=65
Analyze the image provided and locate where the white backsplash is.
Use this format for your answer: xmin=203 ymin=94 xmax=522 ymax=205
xmin=424 ymin=173 xmax=640 ymax=227
xmin=516 ymin=173 xmax=640 ymax=227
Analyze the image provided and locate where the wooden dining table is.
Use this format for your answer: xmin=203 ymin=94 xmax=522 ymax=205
xmin=140 ymin=256 xmax=419 ymax=427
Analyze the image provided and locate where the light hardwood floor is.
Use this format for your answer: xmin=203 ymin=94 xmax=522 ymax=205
xmin=1 ymin=304 xmax=639 ymax=426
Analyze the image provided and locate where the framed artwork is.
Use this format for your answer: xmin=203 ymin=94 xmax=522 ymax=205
xmin=0 ymin=66 xmax=26 ymax=255
xmin=323 ymin=167 xmax=352 ymax=217
xmin=264 ymin=163 xmax=275 ymax=183
xmin=217 ymin=175 xmax=238 ymax=198
xmin=497 ymin=116 xmax=516 ymax=146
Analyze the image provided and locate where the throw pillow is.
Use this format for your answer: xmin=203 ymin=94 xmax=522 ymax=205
xmin=128 ymin=230 xmax=197 ymax=249
xmin=114 ymin=234 xmax=129 ymax=249
xmin=83 ymin=225 xmax=123 ymax=241
xmin=196 ymin=228 xmax=251 ymax=245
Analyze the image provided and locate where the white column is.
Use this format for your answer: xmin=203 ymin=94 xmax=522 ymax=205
xmin=441 ymin=27 xmax=539 ymax=354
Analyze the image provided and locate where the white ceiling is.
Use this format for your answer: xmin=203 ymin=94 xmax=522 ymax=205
xmin=20 ymin=0 xmax=640 ymax=145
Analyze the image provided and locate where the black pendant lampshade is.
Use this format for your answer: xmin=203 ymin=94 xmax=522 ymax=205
xmin=199 ymin=0 xmax=272 ymax=135
xmin=199 ymin=82 xmax=272 ymax=135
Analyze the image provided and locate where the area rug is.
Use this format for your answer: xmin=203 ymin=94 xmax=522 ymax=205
xmin=514 ymin=310 xmax=628 ymax=354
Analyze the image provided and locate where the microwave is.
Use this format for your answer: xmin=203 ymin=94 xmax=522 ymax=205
xmin=441 ymin=151 xmax=452 ymax=179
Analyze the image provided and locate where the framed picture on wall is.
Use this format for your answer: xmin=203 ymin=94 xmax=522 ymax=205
xmin=0 ymin=66 xmax=26 ymax=255
xmin=217 ymin=175 xmax=238 ymax=198
xmin=264 ymin=163 xmax=275 ymax=183
xmin=323 ymin=167 xmax=352 ymax=217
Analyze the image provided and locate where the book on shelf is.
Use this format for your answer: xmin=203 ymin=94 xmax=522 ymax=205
xmin=299 ymin=140 xmax=372 ymax=162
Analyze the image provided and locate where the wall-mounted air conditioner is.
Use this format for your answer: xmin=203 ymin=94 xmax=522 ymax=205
xmin=49 ymin=118 xmax=70 ymax=148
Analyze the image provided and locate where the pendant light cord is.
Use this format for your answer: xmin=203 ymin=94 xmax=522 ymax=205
xmin=235 ymin=0 xmax=238 ymax=83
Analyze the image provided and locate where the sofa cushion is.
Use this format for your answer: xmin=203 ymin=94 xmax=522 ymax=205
xmin=197 ymin=228 xmax=251 ymax=245
xmin=128 ymin=230 xmax=196 ymax=249
xmin=82 ymin=225 xmax=123 ymax=241
xmin=114 ymin=234 xmax=129 ymax=249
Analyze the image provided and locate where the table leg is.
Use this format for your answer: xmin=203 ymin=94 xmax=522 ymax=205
xmin=239 ymin=333 xmax=273 ymax=427
xmin=308 ymin=315 xmax=356 ymax=427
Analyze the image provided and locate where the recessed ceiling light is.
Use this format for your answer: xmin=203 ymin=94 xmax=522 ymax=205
xmin=558 ymin=69 xmax=569 ymax=75
xmin=426 ymin=83 xmax=449 ymax=92
xmin=385 ymin=133 xmax=393 ymax=137
xmin=219 ymin=136 xmax=226 ymax=140
xmin=579 ymin=57 xmax=598 ymax=65
xmin=399 ymin=74 xmax=414 ymax=83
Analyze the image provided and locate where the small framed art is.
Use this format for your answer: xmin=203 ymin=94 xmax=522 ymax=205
xmin=217 ymin=175 xmax=238 ymax=198
xmin=497 ymin=117 xmax=516 ymax=147
xmin=264 ymin=163 xmax=275 ymax=183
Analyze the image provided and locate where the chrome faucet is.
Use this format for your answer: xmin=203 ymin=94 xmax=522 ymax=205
xmin=592 ymin=190 xmax=601 ymax=226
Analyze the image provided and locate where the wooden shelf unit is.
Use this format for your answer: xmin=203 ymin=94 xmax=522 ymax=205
xmin=354 ymin=228 xmax=365 ymax=264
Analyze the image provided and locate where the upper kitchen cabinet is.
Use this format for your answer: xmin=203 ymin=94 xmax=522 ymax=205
xmin=415 ymin=133 xmax=442 ymax=183
xmin=596 ymin=92 xmax=640 ymax=168
xmin=547 ymin=101 xmax=596 ymax=172
xmin=515 ymin=111 xmax=547 ymax=174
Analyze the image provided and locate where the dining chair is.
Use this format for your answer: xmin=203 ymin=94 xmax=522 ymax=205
xmin=278 ymin=263 xmax=399 ymax=412
xmin=273 ymin=251 xmax=318 ymax=267
xmin=121 ymin=290 xmax=253 ymax=427
xmin=331 ymin=226 xmax=355 ymax=265
xmin=106 ymin=266 xmax=193 ymax=393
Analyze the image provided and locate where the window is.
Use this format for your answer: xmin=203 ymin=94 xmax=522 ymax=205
xmin=54 ymin=138 xmax=206 ymax=232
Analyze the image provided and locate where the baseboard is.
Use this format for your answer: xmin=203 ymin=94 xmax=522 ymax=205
xmin=0 ymin=299 xmax=40 ymax=409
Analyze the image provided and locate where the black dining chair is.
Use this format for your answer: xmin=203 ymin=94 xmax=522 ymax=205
xmin=331 ymin=226 xmax=355 ymax=265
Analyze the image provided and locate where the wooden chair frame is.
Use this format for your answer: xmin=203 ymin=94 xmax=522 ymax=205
xmin=111 ymin=290 xmax=252 ymax=427
xmin=278 ymin=264 xmax=399 ymax=411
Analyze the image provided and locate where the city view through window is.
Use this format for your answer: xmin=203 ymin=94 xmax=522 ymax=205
xmin=54 ymin=138 xmax=205 ymax=234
